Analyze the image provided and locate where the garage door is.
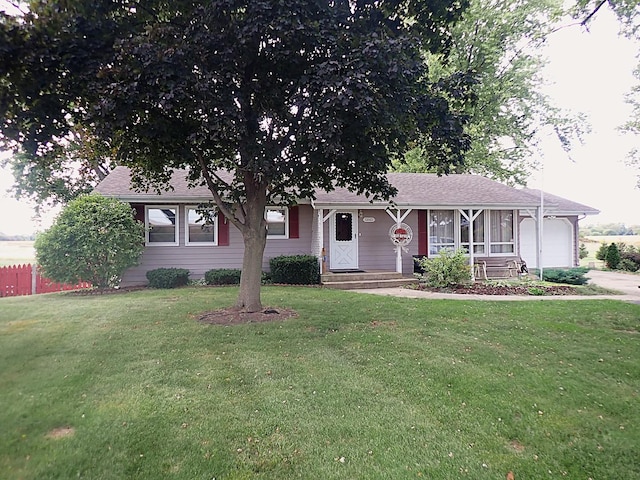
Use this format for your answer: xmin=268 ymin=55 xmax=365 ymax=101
xmin=520 ymin=218 xmax=573 ymax=268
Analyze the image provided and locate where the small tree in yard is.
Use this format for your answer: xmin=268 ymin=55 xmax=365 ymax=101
xmin=605 ymin=242 xmax=621 ymax=270
xmin=1 ymin=1 xmax=473 ymax=311
xmin=579 ymin=243 xmax=588 ymax=260
xmin=35 ymin=195 xmax=144 ymax=288
xmin=595 ymin=242 xmax=609 ymax=262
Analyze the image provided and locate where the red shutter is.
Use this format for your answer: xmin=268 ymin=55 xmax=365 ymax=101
xmin=289 ymin=206 xmax=299 ymax=239
xmin=131 ymin=204 xmax=145 ymax=223
xmin=418 ymin=210 xmax=427 ymax=255
xmin=218 ymin=211 xmax=230 ymax=246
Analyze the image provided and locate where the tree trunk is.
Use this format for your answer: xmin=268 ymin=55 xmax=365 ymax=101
xmin=235 ymin=177 xmax=268 ymax=312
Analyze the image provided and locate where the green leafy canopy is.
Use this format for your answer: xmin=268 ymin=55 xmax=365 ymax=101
xmin=1 ymin=1 xmax=474 ymax=310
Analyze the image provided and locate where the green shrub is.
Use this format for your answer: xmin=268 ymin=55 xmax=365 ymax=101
xmin=619 ymin=258 xmax=639 ymax=272
xmin=579 ymin=243 xmax=588 ymax=259
xmin=204 ymin=268 xmax=242 ymax=285
xmin=416 ymin=249 xmax=472 ymax=288
xmin=595 ymin=242 xmax=608 ymax=262
xmin=618 ymin=245 xmax=640 ymax=272
xmin=542 ymin=267 xmax=588 ymax=285
xmin=146 ymin=268 xmax=190 ymax=289
xmin=269 ymin=255 xmax=320 ymax=284
xmin=35 ymin=194 xmax=144 ymax=288
xmin=605 ymin=243 xmax=621 ymax=269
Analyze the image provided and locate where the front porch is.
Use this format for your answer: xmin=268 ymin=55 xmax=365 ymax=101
xmin=321 ymin=270 xmax=418 ymax=290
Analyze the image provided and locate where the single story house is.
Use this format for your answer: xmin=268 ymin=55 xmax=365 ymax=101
xmin=94 ymin=167 xmax=599 ymax=285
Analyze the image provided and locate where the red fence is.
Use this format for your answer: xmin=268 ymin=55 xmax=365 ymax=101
xmin=0 ymin=264 xmax=91 ymax=298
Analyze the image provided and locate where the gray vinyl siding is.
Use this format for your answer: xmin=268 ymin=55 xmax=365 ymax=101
xmin=121 ymin=204 xmax=314 ymax=286
xmin=322 ymin=209 xmax=419 ymax=274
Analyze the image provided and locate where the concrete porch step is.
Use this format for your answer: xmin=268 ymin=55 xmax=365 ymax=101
xmin=321 ymin=271 xmax=418 ymax=290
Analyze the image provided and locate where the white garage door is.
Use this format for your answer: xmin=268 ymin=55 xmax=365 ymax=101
xmin=520 ymin=218 xmax=573 ymax=268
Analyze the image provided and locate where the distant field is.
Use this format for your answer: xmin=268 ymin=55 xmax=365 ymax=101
xmin=583 ymin=235 xmax=640 ymax=246
xmin=0 ymin=241 xmax=36 ymax=266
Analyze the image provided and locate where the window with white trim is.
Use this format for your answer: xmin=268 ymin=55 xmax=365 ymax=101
xmin=460 ymin=210 xmax=485 ymax=254
xmin=427 ymin=209 xmax=516 ymax=257
xmin=428 ymin=210 xmax=455 ymax=255
xmin=266 ymin=207 xmax=288 ymax=238
xmin=146 ymin=206 xmax=178 ymax=245
xmin=489 ymin=210 xmax=515 ymax=254
xmin=185 ymin=206 xmax=217 ymax=246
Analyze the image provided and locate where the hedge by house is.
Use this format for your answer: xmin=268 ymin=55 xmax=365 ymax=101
xmin=269 ymin=255 xmax=320 ymax=285
xmin=204 ymin=269 xmax=242 ymax=285
xmin=146 ymin=268 xmax=190 ymax=289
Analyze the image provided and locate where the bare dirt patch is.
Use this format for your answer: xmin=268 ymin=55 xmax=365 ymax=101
xmin=509 ymin=439 xmax=525 ymax=453
xmin=46 ymin=426 xmax=75 ymax=439
xmin=197 ymin=307 xmax=298 ymax=326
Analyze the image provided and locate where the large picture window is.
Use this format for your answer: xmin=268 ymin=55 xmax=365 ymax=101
xmin=489 ymin=210 xmax=515 ymax=254
xmin=146 ymin=206 xmax=178 ymax=245
xmin=428 ymin=210 xmax=455 ymax=255
xmin=266 ymin=207 xmax=288 ymax=238
xmin=185 ymin=206 xmax=217 ymax=246
xmin=427 ymin=209 xmax=515 ymax=257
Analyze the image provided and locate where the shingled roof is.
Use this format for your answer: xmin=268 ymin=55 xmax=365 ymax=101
xmin=95 ymin=166 xmax=598 ymax=214
xmin=521 ymin=188 xmax=600 ymax=216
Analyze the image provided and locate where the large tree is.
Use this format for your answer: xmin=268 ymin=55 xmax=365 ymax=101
xmin=393 ymin=0 xmax=587 ymax=185
xmin=0 ymin=1 xmax=473 ymax=312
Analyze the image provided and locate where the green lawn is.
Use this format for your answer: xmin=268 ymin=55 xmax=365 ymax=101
xmin=1 ymin=287 xmax=638 ymax=479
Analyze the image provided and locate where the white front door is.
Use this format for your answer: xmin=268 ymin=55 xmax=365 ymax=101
xmin=330 ymin=210 xmax=359 ymax=270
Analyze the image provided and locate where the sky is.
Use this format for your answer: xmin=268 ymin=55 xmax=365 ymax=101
xmin=530 ymin=7 xmax=640 ymax=226
xmin=0 ymin=6 xmax=639 ymax=235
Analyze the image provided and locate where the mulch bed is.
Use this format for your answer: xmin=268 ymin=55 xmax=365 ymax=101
xmin=197 ymin=307 xmax=298 ymax=326
xmin=417 ymin=283 xmax=578 ymax=296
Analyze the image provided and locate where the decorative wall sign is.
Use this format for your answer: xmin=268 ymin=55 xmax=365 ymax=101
xmin=362 ymin=217 xmax=376 ymax=223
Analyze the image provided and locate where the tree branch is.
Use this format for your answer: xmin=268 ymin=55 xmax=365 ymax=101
xmin=196 ymin=153 xmax=245 ymax=231
xmin=581 ymin=0 xmax=608 ymax=28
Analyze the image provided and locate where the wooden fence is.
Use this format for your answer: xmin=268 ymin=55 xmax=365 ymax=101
xmin=0 ymin=264 xmax=91 ymax=297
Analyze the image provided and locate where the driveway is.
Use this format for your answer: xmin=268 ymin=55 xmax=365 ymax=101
xmin=354 ymin=270 xmax=640 ymax=304
xmin=586 ymin=270 xmax=640 ymax=299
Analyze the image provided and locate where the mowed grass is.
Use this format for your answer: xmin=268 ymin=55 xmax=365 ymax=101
xmin=1 ymin=287 xmax=639 ymax=480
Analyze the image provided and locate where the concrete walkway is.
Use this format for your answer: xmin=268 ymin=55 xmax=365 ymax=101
xmin=353 ymin=270 xmax=640 ymax=304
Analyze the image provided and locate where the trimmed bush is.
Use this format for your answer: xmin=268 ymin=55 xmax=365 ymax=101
xmin=204 ymin=268 xmax=242 ymax=285
xmin=35 ymin=194 xmax=144 ymax=288
xmin=146 ymin=268 xmax=190 ymax=289
xmin=416 ymin=249 xmax=472 ymax=288
xmin=269 ymin=255 xmax=320 ymax=285
xmin=542 ymin=267 xmax=588 ymax=285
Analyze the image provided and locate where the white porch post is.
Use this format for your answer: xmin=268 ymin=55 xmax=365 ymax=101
xmin=468 ymin=209 xmax=475 ymax=281
xmin=536 ymin=205 xmax=543 ymax=279
xmin=316 ymin=208 xmax=324 ymax=272
xmin=385 ymin=208 xmax=413 ymax=274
